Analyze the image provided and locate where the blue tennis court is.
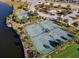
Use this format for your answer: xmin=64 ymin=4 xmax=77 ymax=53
xmin=25 ymin=20 xmax=74 ymax=54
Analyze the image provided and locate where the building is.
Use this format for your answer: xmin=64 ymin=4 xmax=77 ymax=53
xmin=45 ymin=0 xmax=79 ymax=3
xmin=45 ymin=0 xmax=63 ymax=2
xmin=63 ymin=0 xmax=79 ymax=3
xmin=11 ymin=0 xmax=27 ymax=2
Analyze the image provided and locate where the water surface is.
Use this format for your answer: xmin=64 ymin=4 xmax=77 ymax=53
xmin=0 ymin=2 xmax=24 ymax=58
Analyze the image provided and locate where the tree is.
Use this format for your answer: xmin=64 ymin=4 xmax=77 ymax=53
xmin=77 ymin=48 xmax=79 ymax=51
xmin=63 ymin=19 xmax=70 ymax=27
xmin=57 ymin=17 xmax=62 ymax=21
xmin=35 ymin=5 xmax=38 ymax=10
xmin=11 ymin=0 xmax=14 ymax=1
xmin=57 ymin=5 xmax=61 ymax=8
xmin=16 ymin=0 xmax=21 ymax=2
xmin=72 ymin=22 xmax=78 ymax=27
xmin=66 ymin=5 xmax=71 ymax=11
xmin=21 ymin=16 xmax=28 ymax=23
xmin=63 ymin=19 xmax=68 ymax=23
xmin=50 ymin=3 xmax=53 ymax=8
xmin=33 ymin=10 xmax=38 ymax=16
xmin=38 ymin=16 xmax=42 ymax=20
xmin=45 ymin=4 xmax=50 ymax=11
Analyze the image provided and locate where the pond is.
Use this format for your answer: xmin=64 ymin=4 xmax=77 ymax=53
xmin=0 ymin=2 xmax=24 ymax=57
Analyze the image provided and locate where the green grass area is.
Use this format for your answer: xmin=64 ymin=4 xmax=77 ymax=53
xmin=40 ymin=22 xmax=79 ymax=58
xmin=46 ymin=41 xmax=79 ymax=58
xmin=45 ymin=21 xmax=79 ymax=58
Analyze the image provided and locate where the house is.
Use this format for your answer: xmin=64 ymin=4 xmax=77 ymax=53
xmin=45 ymin=0 xmax=79 ymax=4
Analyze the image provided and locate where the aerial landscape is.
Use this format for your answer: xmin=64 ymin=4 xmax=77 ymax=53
xmin=0 ymin=0 xmax=79 ymax=58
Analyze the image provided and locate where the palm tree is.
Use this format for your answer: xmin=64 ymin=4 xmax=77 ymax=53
xmin=16 ymin=0 xmax=21 ymax=2
xmin=24 ymin=36 xmax=28 ymax=40
xmin=66 ymin=5 xmax=71 ymax=11
xmin=44 ymin=5 xmax=48 ymax=11
xmin=18 ymin=27 xmax=22 ymax=31
xmin=63 ymin=19 xmax=68 ymax=23
xmin=21 ymin=16 xmax=29 ymax=23
xmin=57 ymin=17 xmax=62 ymax=21
xmin=72 ymin=22 xmax=78 ymax=27
xmin=44 ymin=2 xmax=50 ymax=11
xmin=50 ymin=2 xmax=53 ymax=8
xmin=11 ymin=0 xmax=14 ymax=2
xmin=63 ymin=19 xmax=69 ymax=27
xmin=33 ymin=10 xmax=38 ymax=16
xmin=35 ymin=5 xmax=38 ymax=10
xmin=57 ymin=4 xmax=61 ymax=8
xmin=38 ymin=16 xmax=42 ymax=20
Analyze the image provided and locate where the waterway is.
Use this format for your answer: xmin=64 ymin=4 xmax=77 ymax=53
xmin=0 ymin=2 xmax=24 ymax=58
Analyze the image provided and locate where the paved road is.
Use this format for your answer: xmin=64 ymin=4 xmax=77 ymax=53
xmin=53 ymin=2 xmax=79 ymax=9
xmin=27 ymin=0 xmax=45 ymax=11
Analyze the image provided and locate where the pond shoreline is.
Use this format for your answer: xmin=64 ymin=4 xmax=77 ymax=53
xmin=0 ymin=2 xmax=24 ymax=57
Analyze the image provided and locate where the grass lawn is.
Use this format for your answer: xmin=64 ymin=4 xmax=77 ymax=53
xmin=46 ymin=41 xmax=79 ymax=58
xmin=46 ymin=22 xmax=79 ymax=58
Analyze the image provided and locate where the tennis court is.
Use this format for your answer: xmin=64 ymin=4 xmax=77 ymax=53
xmin=25 ymin=20 xmax=74 ymax=54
